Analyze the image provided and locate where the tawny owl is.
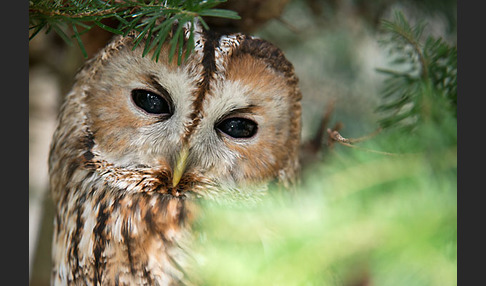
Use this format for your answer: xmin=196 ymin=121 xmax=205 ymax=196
xmin=48 ymin=21 xmax=302 ymax=285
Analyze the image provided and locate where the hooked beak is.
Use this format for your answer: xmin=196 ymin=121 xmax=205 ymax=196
xmin=172 ymin=145 xmax=189 ymax=187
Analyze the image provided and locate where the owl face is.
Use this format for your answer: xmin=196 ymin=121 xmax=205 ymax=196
xmin=55 ymin=27 xmax=301 ymax=199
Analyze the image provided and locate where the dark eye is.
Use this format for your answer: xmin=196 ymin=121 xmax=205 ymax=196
xmin=131 ymin=89 xmax=171 ymax=115
xmin=217 ymin=117 xmax=258 ymax=139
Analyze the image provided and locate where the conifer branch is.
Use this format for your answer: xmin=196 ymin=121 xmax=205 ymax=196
xmin=29 ymin=0 xmax=240 ymax=62
xmin=376 ymin=10 xmax=457 ymax=130
xmin=381 ymin=12 xmax=428 ymax=79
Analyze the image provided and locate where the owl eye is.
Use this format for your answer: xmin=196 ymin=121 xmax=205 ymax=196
xmin=217 ymin=117 xmax=258 ymax=139
xmin=131 ymin=89 xmax=171 ymax=115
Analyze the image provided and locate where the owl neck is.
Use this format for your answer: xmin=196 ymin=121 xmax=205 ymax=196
xmin=51 ymin=162 xmax=199 ymax=285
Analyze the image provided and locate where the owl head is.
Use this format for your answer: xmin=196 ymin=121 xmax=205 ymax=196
xmin=49 ymin=22 xmax=302 ymax=202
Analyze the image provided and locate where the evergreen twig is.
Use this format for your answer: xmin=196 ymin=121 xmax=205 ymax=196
xmin=29 ymin=0 xmax=240 ymax=63
xmin=376 ymin=10 xmax=457 ymax=130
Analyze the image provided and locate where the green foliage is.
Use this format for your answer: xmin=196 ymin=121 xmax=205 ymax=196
xmin=376 ymin=11 xmax=457 ymax=130
xmin=195 ymin=155 xmax=456 ymax=285
xmin=29 ymin=0 xmax=240 ymax=62
xmin=191 ymin=10 xmax=457 ymax=286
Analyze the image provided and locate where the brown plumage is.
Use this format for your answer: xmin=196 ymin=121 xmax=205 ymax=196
xmin=49 ymin=21 xmax=301 ymax=285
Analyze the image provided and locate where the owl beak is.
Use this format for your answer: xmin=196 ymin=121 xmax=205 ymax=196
xmin=172 ymin=146 xmax=190 ymax=187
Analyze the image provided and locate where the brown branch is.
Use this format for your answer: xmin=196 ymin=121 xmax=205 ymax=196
xmin=346 ymin=127 xmax=382 ymax=143
xmin=327 ymin=128 xmax=402 ymax=156
xmin=276 ymin=16 xmax=301 ymax=34
xmin=299 ymin=99 xmax=337 ymax=168
xmin=326 ymin=121 xmax=343 ymax=148
xmin=310 ymin=99 xmax=336 ymax=151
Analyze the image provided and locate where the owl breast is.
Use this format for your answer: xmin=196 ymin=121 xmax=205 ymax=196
xmin=49 ymin=22 xmax=301 ymax=285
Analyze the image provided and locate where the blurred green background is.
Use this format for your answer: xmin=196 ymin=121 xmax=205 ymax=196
xmin=29 ymin=0 xmax=456 ymax=285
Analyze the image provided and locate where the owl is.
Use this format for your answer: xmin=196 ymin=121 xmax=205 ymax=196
xmin=48 ymin=20 xmax=302 ymax=285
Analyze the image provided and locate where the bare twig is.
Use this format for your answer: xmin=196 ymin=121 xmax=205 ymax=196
xmin=346 ymin=127 xmax=383 ymax=143
xmin=310 ymin=99 xmax=336 ymax=152
xmin=327 ymin=128 xmax=402 ymax=156
xmin=276 ymin=16 xmax=300 ymax=34
xmin=299 ymin=99 xmax=338 ymax=168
